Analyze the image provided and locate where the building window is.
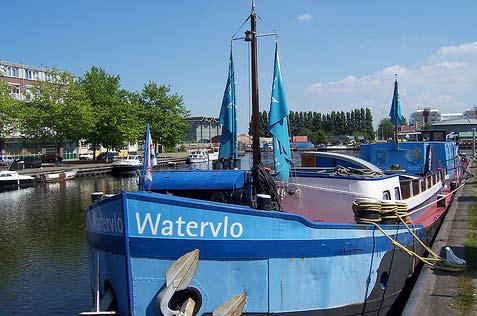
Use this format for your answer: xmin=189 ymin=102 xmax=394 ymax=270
xmin=45 ymin=73 xmax=51 ymax=81
xmin=25 ymin=69 xmax=33 ymax=79
xmin=6 ymin=66 xmax=19 ymax=77
xmin=33 ymin=71 xmax=39 ymax=80
xmin=10 ymin=84 xmax=21 ymax=100
xmin=10 ymin=84 xmax=20 ymax=94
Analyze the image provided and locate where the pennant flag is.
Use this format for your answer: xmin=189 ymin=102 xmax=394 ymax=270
xmin=141 ymin=125 xmax=157 ymax=190
xmin=269 ymin=43 xmax=292 ymax=182
xmin=389 ymin=79 xmax=405 ymax=126
xmin=219 ymin=49 xmax=238 ymax=161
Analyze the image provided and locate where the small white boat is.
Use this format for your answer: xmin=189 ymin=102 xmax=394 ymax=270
xmin=111 ymin=155 xmax=142 ymax=176
xmin=188 ymin=151 xmax=209 ymax=163
xmin=0 ymin=170 xmax=34 ymax=191
xmin=40 ymin=170 xmax=78 ymax=183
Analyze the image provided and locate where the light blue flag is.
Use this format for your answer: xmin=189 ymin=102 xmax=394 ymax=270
xmin=269 ymin=43 xmax=292 ymax=182
xmin=219 ymin=49 xmax=237 ymax=160
xmin=389 ymin=79 xmax=405 ymax=126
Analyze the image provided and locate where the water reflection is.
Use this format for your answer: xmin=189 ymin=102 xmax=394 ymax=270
xmin=0 ymin=176 xmax=138 ymax=316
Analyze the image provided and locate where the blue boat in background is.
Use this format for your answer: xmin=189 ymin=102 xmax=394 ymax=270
xmin=82 ymin=4 xmax=469 ymax=316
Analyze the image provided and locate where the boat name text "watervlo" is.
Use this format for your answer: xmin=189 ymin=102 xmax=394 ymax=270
xmin=135 ymin=212 xmax=244 ymax=238
xmin=88 ymin=210 xmax=245 ymax=238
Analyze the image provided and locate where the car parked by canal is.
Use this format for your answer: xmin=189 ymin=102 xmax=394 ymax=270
xmin=41 ymin=153 xmax=63 ymax=163
xmin=9 ymin=156 xmax=42 ymax=170
xmin=96 ymin=151 xmax=119 ymax=162
xmin=78 ymin=153 xmax=94 ymax=160
xmin=0 ymin=155 xmax=14 ymax=167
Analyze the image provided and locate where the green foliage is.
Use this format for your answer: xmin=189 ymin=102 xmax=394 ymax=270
xmin=309 ymin=130 xmax=327 ymax=144
xmin=0 ymin=81 xmax=19 ymax=137
xmin=454 ymin=183 xmax=477 ymax=315
xmin=15 ymin=70 xmax=94 ymax=154
xmin=80 ymin=67 xmax=143 ymax=152
xmin=139 ymin=81 xmax=190 ymax=151
xmin=1 ymin=66 xmax=190 ymax=155
xmin=378 ymin=118 xmax=394 ymax=140
xmin=260 ymin=107 xmax=374 ymax=143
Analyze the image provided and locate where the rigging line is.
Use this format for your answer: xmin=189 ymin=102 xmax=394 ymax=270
xmin=232 ymin=14 xmax=251 ymax=40
xmin=256 ymin=13 xmax=277 ymax=34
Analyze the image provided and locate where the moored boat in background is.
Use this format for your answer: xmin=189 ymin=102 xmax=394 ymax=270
xmin=40 ymin=170 xmax=78 ymax=183
xmin=187 ymin=150 xmax=209 ymax=163
xmin=111 ymin=155 xmax=142 ymax=177
xmin=0 ymin=170 xmax=34 ymax=192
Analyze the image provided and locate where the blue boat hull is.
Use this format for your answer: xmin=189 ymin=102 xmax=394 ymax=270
xmin=85 ymin=191 xmax=430 ymax=316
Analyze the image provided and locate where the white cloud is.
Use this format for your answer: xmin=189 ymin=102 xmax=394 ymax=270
xmin=303 ymin=41 xmax=477 ymax=123
xmin=429 ymin=41 xmax=477 ymax=61
xmin=297 ymin=13 xmax=312 ymax=21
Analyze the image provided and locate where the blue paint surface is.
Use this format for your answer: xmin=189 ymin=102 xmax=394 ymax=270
xmin=85 ymin=191 xmax=422 ymax=315
xmin=150 ymin=170 xmax=250 ymax=190
xmin=360 ymin=141 xmax=459 ymax=176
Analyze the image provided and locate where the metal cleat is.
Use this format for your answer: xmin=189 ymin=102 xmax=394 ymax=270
xmin=213 ymin=292 xmax=247 ymax=316
xmin=157 ymin=249 xmax=200 ymax=316
xmin=444 ymin=246 xmax=466 ymax=268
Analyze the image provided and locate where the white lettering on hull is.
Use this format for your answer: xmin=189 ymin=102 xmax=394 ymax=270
xmin=135 ymin=212 xmax=244 ymax=238
xmin=90 ymin=212 xmax=123 ymax=234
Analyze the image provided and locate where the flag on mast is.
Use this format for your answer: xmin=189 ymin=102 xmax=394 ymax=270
xmin=141 ymin=125 xmax=157 ymax=190
xmin=389 ymin=78 xmax=405 ymax=126
xmin=269 ymin=43 xmax=292 ymax=182
xmin=219 ymin=48 xmax=238 ymax=160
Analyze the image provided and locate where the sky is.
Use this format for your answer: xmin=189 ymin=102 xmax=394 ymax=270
xmin=1 ymin=0 xmax=476 ymax=132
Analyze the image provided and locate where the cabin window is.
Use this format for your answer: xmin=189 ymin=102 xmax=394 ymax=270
xmin=394 ymin=187 xmax=401 ymax=200
xmin=382 ymin=190 xmax=391 ymax=200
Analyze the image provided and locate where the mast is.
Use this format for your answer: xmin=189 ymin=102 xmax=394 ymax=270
xmin=394 ymin=74 xmax=398 ymax=144
xmin=249 ymin=0 xmax=261 ymax=165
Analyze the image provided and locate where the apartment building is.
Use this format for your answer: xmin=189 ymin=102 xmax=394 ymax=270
xmin=0 ymin=60 xmax=58 ymax=101
xmin=409 ymin=108 xmax=441 ymax=126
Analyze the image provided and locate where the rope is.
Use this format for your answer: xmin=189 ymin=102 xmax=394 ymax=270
xmin=256 ymin=13 xmax=277 ymax=34
xmin=287 ymin=182 xmax=370 ymax=198
xmin=252 ymin=163 xmax=281 ymax=210
xmin=231 ymin=14 xmax=251 ymax=40
xmin=362 ymin=220 xmax=465 ymax=272
xmin=334 ymin=165 xmax=383 ymax=178
xmin=357 ymin=168 xmax=472 ymax=272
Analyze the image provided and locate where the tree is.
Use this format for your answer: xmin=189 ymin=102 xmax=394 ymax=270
xmin=365 ymin=108 xmax=375 ymax=140
xmin=80 ymin=67 xmax=143 ymax=156
xmin=17 ymin=70 xmax=94 ymax=157
xmin=0 ymin=81 xmax=20 ymax=153
xmin=139 ymin=81 xmax=190 ymax=151
xmin=378 ymin=118 xmax=394 ymax=140
xmin=0 ymin=81 xmax=16 ymax=137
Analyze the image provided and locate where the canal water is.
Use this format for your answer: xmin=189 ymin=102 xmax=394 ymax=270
xmin=0 ymin=151 xmax=356 ymax=315
xmin=0 ymin=177 xmax=138 ymax=315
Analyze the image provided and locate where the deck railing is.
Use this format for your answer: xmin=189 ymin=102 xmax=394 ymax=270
xmin=400 ymin=170 xmax=443 ymax=200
